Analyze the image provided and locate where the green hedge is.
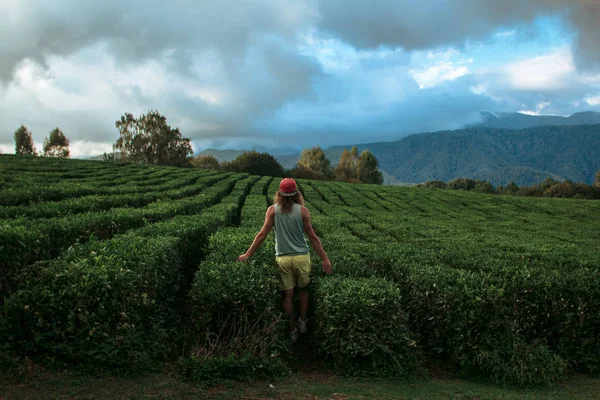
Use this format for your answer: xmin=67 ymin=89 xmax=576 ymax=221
xmin=313 ymin=275 xmax=416 ymax=376
xmin=1 ymin=235 xmax=183 ymax=370
xmin=0 ymin=175 xmax=242 ymax=294
xmin=0 ymin=178 xmax=256 ymax=370
xmin=387 ymin=263 xmax=570 ymax=385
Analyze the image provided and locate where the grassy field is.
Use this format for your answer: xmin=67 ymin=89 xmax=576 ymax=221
xmin=2 ymin=370 xmax=600 ymax=399
xmin=1 ymin=154 xmax=599 ymax=395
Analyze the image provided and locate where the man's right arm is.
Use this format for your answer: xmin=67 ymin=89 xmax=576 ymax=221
xmin=301 ymin=206 xmax=333 ymax=274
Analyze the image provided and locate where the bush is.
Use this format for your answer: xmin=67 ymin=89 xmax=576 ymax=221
xmin=223 ymin=151 xmax=285 ymax=177
xmin=543 ymin=181 xmax=600 ymax=199
xmin=314 ymin=276 xmax=416 ymax=376
xmin=448 ymin=178 xmax=477 ymax=191
xmin=423 ymin=180 xmax=448 ymax=189
xmin=186 ymin=260 xmax=286 ymax=382
xmin=473 ymin=181 xmax=496 ymax=194
xmin=471 ymin=340 xmax=568 ymax=386
xmin=1 ymin=236 xmax=183 ymax=370
xmin=290 ymin=166 xmax=329 ymax=181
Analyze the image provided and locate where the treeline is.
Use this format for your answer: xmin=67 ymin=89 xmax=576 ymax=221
xmin=10 ymin=110 xmax=383 ymax=184
xmin=192 ymin=145 xmax=384 ymax=185
xmin=109 ymin=110 xmax=383 ymax=184
xmin=13 ymin=125 xmax=71 ymax=158
xmin=421 ymin=175 xmax=600 ymax=200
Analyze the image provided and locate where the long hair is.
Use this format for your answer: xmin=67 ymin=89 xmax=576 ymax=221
xmin=273 ymin=190 xmax=304 ymax=214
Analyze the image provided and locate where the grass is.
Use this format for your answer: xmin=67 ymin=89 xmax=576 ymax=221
xmin=2 ymin=370 xmax=600 ymax=400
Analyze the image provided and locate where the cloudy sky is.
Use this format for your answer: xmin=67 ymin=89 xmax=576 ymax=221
xmin=1 ymin=0 xmax=600 ymax=157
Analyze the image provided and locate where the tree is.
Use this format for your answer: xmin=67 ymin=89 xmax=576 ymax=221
xmin=357 ymin=150 xmax=383 ymax=184
xmin=223 ymin=151 xmax=285 ymax=176
xmin=595 ymin=169 xmax=600 ymax=188
xmin=43 ymin=128 xmax=70 ymax=158
xmin=333 ymin=146 xmax=359 ymax=182
xmin=448 ymin=178 xmax=477 ymax=191
xmin=192 ymin=154 xmax=221 ymax=170
xmin=114 ymin=111 xmax=193 ymax=167
xmin=14 ymin=125 xmax=37 ymax=155
xmin=294 ymin=146 xmax=332 ymax=180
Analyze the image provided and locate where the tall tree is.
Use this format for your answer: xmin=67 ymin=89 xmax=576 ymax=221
xmin=14 ymin=125 xmax=37 ymax=155
xmin=595 ymin=169 xmax=600 ymax=188
xmin=192 ymin=154 xmax=221 ymax=170
xmin=295 ymin=146 xmax=332 ymax=180
xmin=223 ymin=151 xmax=284 ymax=176
xmin=43 ymin=128 xmax=70 ymax=158
xmin=334 ymin=146 xmax=359 ymax=182
xmin=114 ymin=111 xmax=193 ymax=167
xmin=357 ymin=150 xmax=383 ymax=184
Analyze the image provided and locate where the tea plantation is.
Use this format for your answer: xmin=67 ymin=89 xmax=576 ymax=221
xmin=1 ymin=155 xmax=599 ymax=386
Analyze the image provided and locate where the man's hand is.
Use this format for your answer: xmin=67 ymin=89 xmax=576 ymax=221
xmin=322 ymin=258 xmax=333 ymax=275
xmin=237 ymin=253 xmax=250 ymax=262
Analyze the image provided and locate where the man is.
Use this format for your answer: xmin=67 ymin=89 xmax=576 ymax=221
xmin=237 ymin=178 xmax=333 ymax=342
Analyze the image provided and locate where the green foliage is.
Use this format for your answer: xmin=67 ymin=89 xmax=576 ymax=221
xmin=471 ymin=341 xmax=568 ymax=387
xmin=596 ymin=169 xmax=600 ymax=188
xmin=314 ymin=276 xmax=416 ymax=376
xmin=357 ymin=150 xmax=383 ymax=184
xmin=448 ymin=178 xmax=477 ymax=191
xmin=333 ymin=147 xmax=360 ymax=183
xmin=13 ymin=125 xmax=37 ymax=156
xmin=43 ymin=128 xmax=70 ymax=158
xmin=1 ymin=236 xmax=182 ymax=370
xmin=114 ymin=111 xmax=193 ymax=167
xmin=473 ymin=180 xmax=496 ymax=194
xmin=192 ymin=154 xmax=221 ymax=170
xmin=423 ymin=180 xmax=447 ymax=189
xmin=222 ymin=151 xmax=284 ymax=177
xmin=2 ymin=156 xmax=600 ymax=385
xmin=293 ymin=146 xmax=332 ymax=180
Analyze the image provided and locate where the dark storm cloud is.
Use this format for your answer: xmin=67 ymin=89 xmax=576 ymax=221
xmin=0 ymin=0 xmax=317 ymax=79
xmin=316 ymin=0 xmax=600 ymax=71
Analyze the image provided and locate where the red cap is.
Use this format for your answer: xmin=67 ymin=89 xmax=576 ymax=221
xmin=279 ymin=178 xmax=297 ymax=196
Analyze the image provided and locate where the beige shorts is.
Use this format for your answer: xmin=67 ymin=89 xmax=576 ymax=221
xmin=275 ymin=253 xmax=311 ymax=291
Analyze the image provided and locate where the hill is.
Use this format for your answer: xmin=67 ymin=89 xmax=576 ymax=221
xmin=200 ymin=124 xmax=600 ymax=186
xmin=2 ymin=155 xmax=600 ymax=387
xmin=469 ymin=111 xmax=600 ymax=130
xmin=334 ymin=124 xmax=600 ymax=186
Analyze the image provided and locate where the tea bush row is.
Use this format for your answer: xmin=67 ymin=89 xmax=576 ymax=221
xmin=0 ymin=174 xmax=243 ymax=294
xmin=0 ymin=176 xmax=257 ymax=370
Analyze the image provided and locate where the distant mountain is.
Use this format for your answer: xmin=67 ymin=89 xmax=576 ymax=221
xmin=199 ymin=125 xmax=600 ymax=186
xmin=191 ymin=125 xmax=600 ymax=187
xmin=469 ymin=111 xmax=600 ymax=130
xmin=332 ymin=124 xmax=600 ymax=186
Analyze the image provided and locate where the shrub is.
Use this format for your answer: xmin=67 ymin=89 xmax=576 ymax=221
xmin=186 ymin=260 xmax=285 ymax=382
xmin=423 ymin=180 xmax=447 ymax=189
xmin=473 ymin=180 xmax=496 ymax=194
xmin=470 ymin=340 xmax=568 ymax=386
xmin=314 ymin=276 xmax=416 ymax=376
xmin=448 ymin=178 xmax=477 ymax=191
xmin=223 ymin=151 xmax=285 ymax=177
xmin=1 ymin=236 xmax=183 ymax=370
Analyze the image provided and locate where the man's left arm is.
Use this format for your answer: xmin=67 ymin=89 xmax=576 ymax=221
xmin=237 ymin=206 xmax=275 ymax=262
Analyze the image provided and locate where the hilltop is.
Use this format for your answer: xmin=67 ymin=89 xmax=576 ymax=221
xmin=200 ymin=124 xmax=600 ymax=186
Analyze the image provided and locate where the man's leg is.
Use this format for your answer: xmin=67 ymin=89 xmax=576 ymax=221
xmin=283 ymin=289 xmax=295 ymax=332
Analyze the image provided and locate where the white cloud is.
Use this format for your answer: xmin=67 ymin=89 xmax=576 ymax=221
xmin=504 ymin=48 xmax=575 ymax=91
xmin=410 ymin=63 xmax=469 ymax=89
xmin=496 ymin=30 xmax=516 ymax=37
xmin=585 ymin=95 xmax=600 ymax=106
